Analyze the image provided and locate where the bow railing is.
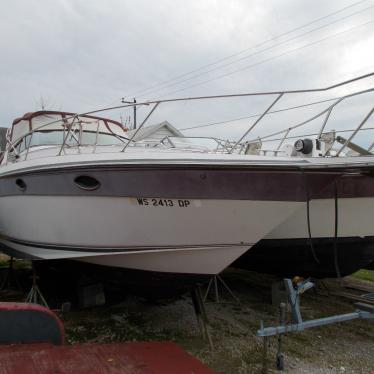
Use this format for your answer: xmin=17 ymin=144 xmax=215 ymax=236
xmin=3 ymin=72 xmax=374 ymax=163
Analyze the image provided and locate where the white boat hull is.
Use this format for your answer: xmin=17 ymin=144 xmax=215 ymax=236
xmin=0 ymin=195 xmax=301 ymax=274
xmin=266 ymin=197 xmax=374 ymax=240
xmin=234 ymin=196 xmax=374 ymax=278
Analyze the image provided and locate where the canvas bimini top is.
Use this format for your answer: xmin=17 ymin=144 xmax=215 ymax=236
xmin=9 ymin=111 xmax=129 ymax=150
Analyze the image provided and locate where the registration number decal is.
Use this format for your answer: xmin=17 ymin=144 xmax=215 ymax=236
xmin=131 ymin=198 xmax=200 ymax=208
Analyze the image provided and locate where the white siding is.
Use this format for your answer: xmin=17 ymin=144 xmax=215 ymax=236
xmin=146 ymin=128 xmax=174 ymax=141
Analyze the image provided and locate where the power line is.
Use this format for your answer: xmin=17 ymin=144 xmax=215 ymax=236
xmin=175 ymin=67 xmax=373 ymax=132
xmin=138 ymin=4 xmax=374 ymax=99
xmin=79 ymin=72 xmax=373 ymax=120
xmin=127 ymin=0 xmax=370 ymax=98
xmin=180 ymin=97 xmax=341 ymax=131
xmin=154 ymin=18 xmax=374 ymax=99
xmin=123 ymin=0 xmax=370 ymax=99
xmin=180 ymin=73 xmax=374 ymax=132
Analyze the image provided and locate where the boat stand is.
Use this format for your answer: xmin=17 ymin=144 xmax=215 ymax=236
xmin=258 ymin=278 xmax=374 ymax=372
xmin=25 ymin=263 xmax=49 ymax=308
xmin=0 ymin=257 xmax=22 ymax=291
xmin=191 ymin=284 xmax=214 ymax=349
xmin=203 ymin=275 xmax=240 ymax=304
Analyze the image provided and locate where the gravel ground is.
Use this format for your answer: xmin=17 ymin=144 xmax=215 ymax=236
xmin=0 ymin=263 xmax=373 ymax=373
xmin=62 ymin=269 xmax=374 ymax=373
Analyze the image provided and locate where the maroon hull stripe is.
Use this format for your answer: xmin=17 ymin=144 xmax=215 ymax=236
xmin=315 ymin=174 xmax=374 ymax=199
xmin=0 ymin=166 xmax=342 ymax=201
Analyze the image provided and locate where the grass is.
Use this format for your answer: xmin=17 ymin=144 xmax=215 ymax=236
xmin=0 ymin=254 xmax=10 ymax=268
xmin=0 ymin=255 xmax=31 ymax=270
xmin=351 ymin=269 xmax=374 ymax=282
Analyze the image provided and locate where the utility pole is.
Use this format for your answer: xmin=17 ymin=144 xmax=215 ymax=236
xmin=133 ymin=98 xmax=137 ymax=129
xmin=121 ymin=98 xmax=137 ymax=130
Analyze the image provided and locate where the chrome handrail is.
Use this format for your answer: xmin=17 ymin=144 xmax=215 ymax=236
xmin=3 ymin=72 xmax=374 ymax=162
xmin=243 ymin=87 xmax=374 ymax=156
xmin=159 ymin=135 xmax=232 ymax=152
xmin=335 ymin=106 xmax=374 ymax=156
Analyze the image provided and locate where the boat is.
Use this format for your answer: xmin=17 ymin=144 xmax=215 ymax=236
xmin=0 ymin=109 xmax=369 ymax=286
xmin=1 ymin=73 xmax=373 ymax=286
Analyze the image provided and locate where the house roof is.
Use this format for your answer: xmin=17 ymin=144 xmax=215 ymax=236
xmin=127 ymin=121 xmax=183 ymax=141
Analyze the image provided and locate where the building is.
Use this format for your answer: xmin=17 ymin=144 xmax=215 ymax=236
xmin=126 ymin=121 xmax=183 ymax=143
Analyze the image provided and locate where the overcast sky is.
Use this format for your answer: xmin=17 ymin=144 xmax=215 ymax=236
xmin=1 ymin=0 xmax=374 ymax=143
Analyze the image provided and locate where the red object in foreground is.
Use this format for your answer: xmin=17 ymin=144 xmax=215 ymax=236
xmin=0 ymin=302 xmax=64 ymax=345
xmin=0 ymin=341 xmax=216 ymax=374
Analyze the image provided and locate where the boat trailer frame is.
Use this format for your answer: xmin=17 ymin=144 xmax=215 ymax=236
xmin=258 ymin=278 xmax=374 ymax=371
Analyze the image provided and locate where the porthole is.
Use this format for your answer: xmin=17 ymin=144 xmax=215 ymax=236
xmin=15 ymin=178 xmax=27 ymax=192
xmin=74 ymin=175 xmax=100 ymax=191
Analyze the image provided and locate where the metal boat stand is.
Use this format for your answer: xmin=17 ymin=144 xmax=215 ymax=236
xmin=258 ymin=278 xmax=374 ymax=372
xmin=203 ymin=274 xmax=240 ymax=304
xmin=0 ymin=257 xmax=22 ymax=291
xmin=25 ymin=262 xmax=49 ymax=308
xmin=191 ymin=284 xmax=214 ymax=349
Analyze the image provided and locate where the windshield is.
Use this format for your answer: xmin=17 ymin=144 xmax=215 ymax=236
xmin=14 ymin=129 xmax=127 ymax=153
xmin=10 ymin=111 xmax=129 ymax=154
